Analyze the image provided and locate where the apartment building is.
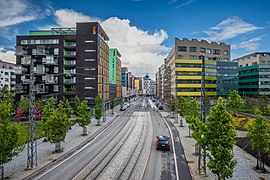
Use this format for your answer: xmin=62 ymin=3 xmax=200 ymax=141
xmin=15 ymin=22 xmax=110 ymax=107
xmin=164 ymin=38 xmax=232 ymax=99
xmin=121 ymin=67 xmax=128 ymax=98
xmin=0 ymin=60 xmax=15 ymax=91
xmin=234 ymin=52 xmax=270 ymax=96
xmin=134 ymin=76 xmax=143 ymax=95
xmin=156 ymin=60 xmax=171 ymax=101
xmin=109 ymin=48 xmax=122 ymax=104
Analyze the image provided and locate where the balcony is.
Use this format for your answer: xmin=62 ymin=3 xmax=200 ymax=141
xmin=64 ymin=69 xmax=76 ymax=74
xmin=64 ymin=87 xmax=76 ymax=93
xmin=16 ymin=87 xmax=27 ymax=94
xmin=15 ymin=46 xmax=27 ymax=56
xmin=34 ymin=66 xmax=45 ymax=75
xmin=42 ymin=56 xmax=58 ymax=65
xmin=22 ymin=79 xmax=30 ymax=84
xmin=64 ymin=60 xmax=76 ymax=65
xmin=63 ymin=78 xmax=76 ymax=84
xmin=64 ymin=51 xmax=76 ymax=57
xmin=36 ymin=87 xmax=48 ymax=94
xmin=21 ymin=56 xmax=31 ymax=65
xmin=35 ymin=45 xmax=49 ymax=55
xmin=15 ymin=66 xmax=27 ymax=75
xmin=43 ymin=75 xmax=58 ymax=84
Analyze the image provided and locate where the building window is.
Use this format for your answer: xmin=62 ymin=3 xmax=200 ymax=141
xmin=4 ymin=72 xmax=8 ymax=75
xmin=189 ymin=55 xmax=197 ymax=60
xmin=178 ymin=46 xmax=187 ymax=52
xmin=224 ymin=50 xmax=228 ymax=55
xmin=54 ymin=48 xmax=59 ymax=55
xmin=189 ymin=47 xmax=197 ymax=52
xmin=206 ymin=48 xmax=212 ymax=54
xmin=85 ymin=49 xmax=96 ymax=52
xmin=200 ymin=47 xmax=206 ymax=53
xmin=178 ymin=55 xmax=182 ymax=59
xmin=213 ymin=49 xmax=220 ymax=55
xmin=85 ymin=59 xmax=96 ymax=62
xmin=252 ymin=62 xmax=257 ymax=66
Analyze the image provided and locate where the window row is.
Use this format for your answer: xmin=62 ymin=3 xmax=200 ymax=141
xmin=21 ymin=39 xmax=59 ymax=45
xmin=178 ymin=46 xmax=228 ymax=55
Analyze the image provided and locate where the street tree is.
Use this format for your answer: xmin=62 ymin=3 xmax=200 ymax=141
xmin=185 ymin=98 xmax=200 ymax=137
xmin=168 ymin=96 xmax=176 ymax=118
xmin=226 ymin=90 xmax=242 ymax=115
xmin=258 ymin=95 xmax=270 ymax=116
xmin=35 ymin=99 xmax=45 ymax=114
xmin=17 ymin=98 xmax=30 ymax=118
xmin=202 ymin=97 xmax=237 ymax=179
xmin=45 ymin=101 xmax=71 ymax=152
xmin=247 ymin=108 xmax=270 ymax=172
xmin=110 ymin=98 xmax=115 ymax=115
xmin=64 ymin=99 xmax=73 ymax=119
xmin=177 ymin=96 xmax=186 ymax=126
xmin=94 ymin=95 xmax=103 ymax=126
xmin=41 ymin=97 xmax=55 ymax=141
xmin=0 ymin=102 xmax=23 ymax=179
xmin=0 ymin=85 xmax=14 ymax=103
xmin=77 ymin=100 xmax=91 ymax=135
xmin=74 ymin=96 xmax=80 ymax=115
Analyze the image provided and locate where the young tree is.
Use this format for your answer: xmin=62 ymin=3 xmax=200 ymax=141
xmin=41 ymin=97 xmax=55 ymax=141
xmin=0 ymin=85 xmax=14 ymax=103
xmin=15 ymin=108 xmax=24 ymax=123
xmin=45 ymin=101 xmax=71 ymax=152
xmin=226 ymin=90 xmax=242 ymax=115
xmin=186 ymin=98 xmax=200 ymax=137
xmin=258 ymin=95 xmax=269 ymax=116
xmin=35 ymin=99 xmax=45 ymax=114
xmin=64 ymin=99 xmax=73 ymax=119
xmin=168 ymin=96 xmax=176 ymax=119
xmin=247 ymin=108 xmax=270 ymax=172
xmin=17 ymin=99 xmax=30 ymax=119
xmin=177 ymin=96 xmax=186 ymax=127
xmin=110 ymin=98 xmax=115 ymax=115
xmin=0 ymin=102 xmax=23 ymax=179
xmin=77 ymin=100 xmax=91 ymax=135
xmin=202 ymin=97 xmax=237 ymax=179
xmin=74 ymin=96 xmax=80 ymax=115
xmin=94 ymin=95 xmax=103 ymax=126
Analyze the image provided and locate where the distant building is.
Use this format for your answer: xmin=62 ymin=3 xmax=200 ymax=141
xmin=234 ymin=52 xmax=270 ymax=96
xmin=143 ymin=74 xmax=151 ymax=96
xmin=121 ymin=67 xmax=128 ymax=98
xmin=15 ymin=22 xmax=110 ymax=107
xmin=109 ymin=48 xmax=122 ymax=105
xmin=150 ymin=80 xmax=156 ymax=97
xmin=161 ymin=38 xmax=233 ymax=101
xmin=0 ymin=60 xmax=15 ymax=91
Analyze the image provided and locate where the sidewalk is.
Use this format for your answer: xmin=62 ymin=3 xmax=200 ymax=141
xmin=4 ymin=105 xmax=122 ymax=180
xmin=160 ymin=111 xmax=270 ymax=180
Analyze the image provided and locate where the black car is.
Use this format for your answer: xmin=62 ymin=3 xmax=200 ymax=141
xmin=156 ymin=135 xmax=170 ymax=150
xmin=158 ymin=105 xmax=164 ymax=110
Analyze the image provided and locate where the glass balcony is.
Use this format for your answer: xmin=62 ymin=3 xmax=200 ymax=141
xmin=64 ymin=69 xmax=76 ymax=74
xmin=22 ymin=79 xmax=30 ymax=84
xmin=64 ymin=77 xmax=76 ymax=84
xmin=64 ymin=42 xmax=76 ymax=46
xmin=64 ymin=51 xmax=76 ymax=56
xmin=64 ymin=60 xmax=76 ymax=65
xmin=21 ymin=56 xmax=31 ymax=65
xmin=44 ymin=75 xmax=58 ymax=84
xmin=64 ymin=87 xmax=76 ymax=93
xmin=36 ymin=87 xmax=48 ymax=93
xmin=16 ymin=46 xmax=27 ymax=56
xmin=14 ymin=66 xmax=27 ymax=74
xmin=42 ymin=56 xmax=58 ymax=65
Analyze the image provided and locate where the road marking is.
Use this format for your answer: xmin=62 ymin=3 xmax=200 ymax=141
xmin=35 ymin=114 xmax=124 ymax=180
xmin=161 ymin=116 xmax=180 ymax=180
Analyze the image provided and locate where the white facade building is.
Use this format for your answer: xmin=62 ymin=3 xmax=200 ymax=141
xmin=0 ymin=60 xmax=15 ymax=91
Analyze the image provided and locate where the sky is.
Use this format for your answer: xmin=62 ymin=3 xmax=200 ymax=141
xmin=0 ymin=0 xmax=269 ymax=79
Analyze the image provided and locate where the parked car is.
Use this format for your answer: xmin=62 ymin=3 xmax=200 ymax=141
xmin=158 ymin=105 xmax=164 ymax=110
xmin=120 ymin=105 xmax=126 ymax=111
xmin=156 ymin=135 xmax=170 ymax=150
xmin=124 ymin=102 xmax=130 ymax=108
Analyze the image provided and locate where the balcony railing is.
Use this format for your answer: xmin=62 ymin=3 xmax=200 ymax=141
xmin=43 ymin=75 xmax=58 ymax=84
xmin=64 ymin=42 xmax=76 ymax=46
xmin=21 ymin=56 xmax=31 ymax=65
xmin=64 ymin=51 xmax=76 ymax=56
xmin=36 ymin=88 xmax=48 ymax=93
xmin=63 ymin=78 xmax=76 ymax=83
xmin=22 ymin=79 xmax=30 ymax=84
xmin=64 ymin=69 xmax=76 ymax=74
xmin=64 ymin=60 xmax=76 ymax=65
xmin=16 ymin=46 xmax=27 ymax=56
xmin=42 ymin=57 xmax=58 ymax=65
xmin=63 ymin=88 xmax=76 ymax=93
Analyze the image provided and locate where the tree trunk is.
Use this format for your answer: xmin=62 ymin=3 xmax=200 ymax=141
xmin=112 ymin=109 xmax=114 ymax=115
xmin=82 ymin=126 xmax=88 ymax=136
xmin=55 ymin=142 xmax=61 ymax=152
xmin=0 ymin=163 xmax=4 ymax=180
xmin=97 ymin=119 xmax=101 ymax=126
xmin=258 ymin=151 xmax=262 ymax=170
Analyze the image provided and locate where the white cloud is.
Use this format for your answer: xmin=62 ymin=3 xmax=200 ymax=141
xmin=53 ymin=9 xmax=169 ymax=78
xmin=0 ymin=48 xmax=16 ymax=64
xmin=175 ymin=0 xmax=195 ymax=9
xmin=203 ymin=17 xmax=262 ymax=42
xmin=55 ymin=9 xmax=101 ymax=27
xmin=0 ymin=0 xmax=51 ymax=28
xmin=231 ymin=36 xmax=263 ymax=51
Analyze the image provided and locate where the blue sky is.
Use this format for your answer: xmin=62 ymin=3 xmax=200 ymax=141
xmin=0 ymin=0 xmax=269 ymax=78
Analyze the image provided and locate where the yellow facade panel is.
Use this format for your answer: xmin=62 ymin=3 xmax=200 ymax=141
xmin=206 ymin=92 xmax=217 ymax=96
xmin=205 ymin=60 xmax=216 ymax=65
xmin=177 ymin=84 xmax=201 ymax=88
xmin=176 ymin=67 xmax=202 ymax=72
xmin=177 ymin=76 xmax=201 ymax=80
xmin=176 ymin=59 xmax=202 ymax=64
xmin=177 ymin=92 xmax=201 ymax=96
xmin=205 ymin=84 xmax=217 ymax=88
xmin=205 ymin=76 xmax=217 ymax=80
xmin=205 ymin=68 xmax=217 ymax=73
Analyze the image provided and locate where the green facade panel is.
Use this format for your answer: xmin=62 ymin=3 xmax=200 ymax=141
xmin=109 ymin=49 xmax=117 ymax=84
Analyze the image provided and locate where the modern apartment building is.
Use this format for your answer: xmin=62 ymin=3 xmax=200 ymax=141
xmin=109 ymin=48 xmax=122 ymax=104
xmin=156 ymin=60 xmax=171 ymax=101
xmin=15 ymin=22 xmax=110 ymax=107
xmin=216 ymin=61 xmax=238 ymax=96
xmin=0 ymin=60 xmax=15 ymax=91
xmin=121 ymin=67 xmax=128 ymax=98
xmin=234 ymin=52 xmax=270 ymax=96
xmin=164 ymin=38 xmax=231 ymax=99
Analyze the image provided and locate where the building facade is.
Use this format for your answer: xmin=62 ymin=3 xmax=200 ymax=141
xmin=164 ymin=38 xmax=232 ymax=99
xmin=15 ymin=22 xmax=110 ymax=107
xmin=109 ymin=48 xmax=122 ymax=104
xmin=0 ymin=60 xmax=15 ymax=91
xmin=121 ymin=67 xmax=128 ymax=98
xmin=235 ymin=52 xmax=270 ymax=96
